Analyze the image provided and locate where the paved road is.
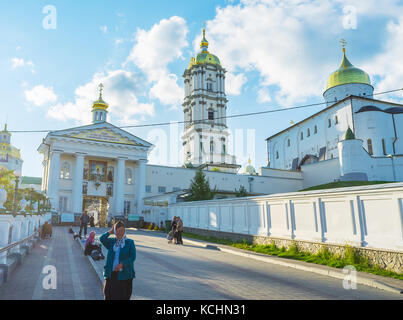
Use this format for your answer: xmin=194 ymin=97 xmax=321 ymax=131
xmin=0 ymin=226 xmax=104 ymax=300
xmin=92 ymin=228 xmax=403 ymax=300
xmin=1 ymin=226 xmax=402 ymax=300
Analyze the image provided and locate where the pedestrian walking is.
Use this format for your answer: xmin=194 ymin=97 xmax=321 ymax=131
xmin=79 ymin=211 xmax=90 ymax=238
xmin=171 ymin=216 xmax=178 ymax=244
xmin=89 ymin=215 xmax=95 ymax=228
xmin=176 ymin=216 xmax=184 ymax=245
xmin=100 ymin=221 xmax=136 ymax=300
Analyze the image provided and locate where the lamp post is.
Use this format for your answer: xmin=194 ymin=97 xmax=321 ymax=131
xmin=12 ymin=169 xmax=22 ymax=217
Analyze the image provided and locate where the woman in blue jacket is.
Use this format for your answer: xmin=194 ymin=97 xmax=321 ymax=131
xmin=100 ymin=221 xmax=136 ymax=300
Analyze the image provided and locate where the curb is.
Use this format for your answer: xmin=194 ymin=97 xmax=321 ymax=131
xmin=182 ymin=237 xmax=403 ymax=295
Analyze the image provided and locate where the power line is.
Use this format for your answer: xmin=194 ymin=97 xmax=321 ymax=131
xmin=8 ymin=87 xmax=403 ymax=133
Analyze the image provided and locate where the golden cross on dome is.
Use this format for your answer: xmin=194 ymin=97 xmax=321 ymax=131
xmin=340 ymin=39 xmax=347 ymax=52
xmin=98 ymin=83 xmax=104 ymax=98
xmin=203 ymin=21 xmax=206 ymax=37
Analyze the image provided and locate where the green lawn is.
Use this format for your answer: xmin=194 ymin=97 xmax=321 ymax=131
xmin=183 ymin=232 xmax=403 ymax=280
xmin=299 ymin=181 xmax=394 ymax=192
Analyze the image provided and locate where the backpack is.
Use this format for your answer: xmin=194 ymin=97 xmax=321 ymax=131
xmin=90 ymin=250 xmax=102 ymax=261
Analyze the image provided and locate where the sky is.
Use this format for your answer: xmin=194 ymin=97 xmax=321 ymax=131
xmin=2 ymin=0 xmax=403 ymax=177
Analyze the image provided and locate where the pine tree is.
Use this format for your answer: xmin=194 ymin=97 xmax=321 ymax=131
xmin=235 ymin=185 xmax=248 ymax=197
xmin=185 ymin=169 xmax=216 ymax=201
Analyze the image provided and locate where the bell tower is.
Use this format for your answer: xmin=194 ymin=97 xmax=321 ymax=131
xmin=181 ymin=26 xmax=240 ymax=173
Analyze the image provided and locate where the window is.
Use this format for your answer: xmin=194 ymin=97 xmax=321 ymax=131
xmin=124 ymin=201 xmax=131 ymax=215
xmin=60 ymin=162 xmax=70 ymax=179
xmin=328 ymin=119 xmax=332 ymax=128
xmin=382 ymin=139 xmax=387 ymax=155
xmin=210 ymin=140 xmax=214 ymax=153
xmin=307 ymin=128 xmax=310 ymax=137
xmin=367 ymin=139 xmax=373 ymax=155
xmin=300 ymin=132 xmax=303 ymax=140
xmin=287 ymin=139 xmax=290 ymax=147
xmin=173 ymin=187 xmax=181 ymax=192
xmin=125 ymin=168 xmax=133 ymax=184
xmin=314 ymin=125 xmax=318 ymax=134
xmin=59 ymin=196 xmax=68 ymax=212
xmin=335 ymin=115 xmax=339 ymax=124
xmin=158 ymin=186 xmax=166 ymax=193
xmin=222 ymin=144 xmax=226 ymax=155
xmin=276 ymin=151 xmax=279 ymax=159
xmin=208 ymin=111 xmax=214 ymax=120
xmin=207 ymin=82 xmax=212 ymax=91
xmin=145 ymin=185 xmax=151 ymax=193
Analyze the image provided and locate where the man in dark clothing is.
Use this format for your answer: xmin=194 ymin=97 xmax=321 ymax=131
xmin=79 ymin=211 xmax=90 ymax=238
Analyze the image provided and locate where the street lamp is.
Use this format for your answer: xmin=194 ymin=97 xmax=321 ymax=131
xmin=13 ymin=168 xmax=22 ymax=216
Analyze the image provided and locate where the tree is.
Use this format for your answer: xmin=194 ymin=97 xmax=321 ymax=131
xmin=235 ymin=185 xmax=248 ymax=197
xmin=185 ymin=169 xmax=216 ymax=201
xmin=0 ymin=168 xmax=16 ymax=211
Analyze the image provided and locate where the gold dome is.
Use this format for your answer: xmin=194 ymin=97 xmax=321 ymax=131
xmin=325 ymin=48 xmax=371 ymax=91
xmin=188 ymin=27 xmax=221 ymax=69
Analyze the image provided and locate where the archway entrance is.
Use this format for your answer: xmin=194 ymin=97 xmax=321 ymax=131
xmin=83 ymin=196 xmax=109 ymax=227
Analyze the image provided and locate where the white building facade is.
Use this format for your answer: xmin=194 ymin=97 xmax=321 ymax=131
xmin=38 ymin=91 xmax=153 ymax=225
xmin=266 ymin=47 xmax=403 ymax=187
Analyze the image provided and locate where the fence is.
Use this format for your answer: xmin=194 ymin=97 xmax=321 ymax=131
xmin=168 ymin=183 xmax=403 ymax=252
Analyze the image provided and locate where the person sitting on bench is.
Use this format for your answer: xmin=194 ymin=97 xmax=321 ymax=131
xmin=84 ymin=231 xmax=102 ymax=256
xmin=41 ymin=221 xmax=52 ymax=239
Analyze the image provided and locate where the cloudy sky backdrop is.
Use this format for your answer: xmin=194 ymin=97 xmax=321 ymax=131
xmin=2 ymin=0 xmax=403 ymax=177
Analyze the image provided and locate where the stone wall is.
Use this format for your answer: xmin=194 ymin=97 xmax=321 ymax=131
xmin=184 ymin=227 xmax=403 ymax=274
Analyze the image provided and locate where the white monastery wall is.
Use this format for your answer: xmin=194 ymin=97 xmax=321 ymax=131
xmin=168 ymin=183 xmax=403 ymax=252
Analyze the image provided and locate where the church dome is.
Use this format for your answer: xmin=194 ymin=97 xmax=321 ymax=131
xmin=325 ymin=48 xmax=371 ymax=91
xmin=244 ymin=158 xmax=256 ymax=175
xmin=188 ymin=27 xmax=221 ymax=69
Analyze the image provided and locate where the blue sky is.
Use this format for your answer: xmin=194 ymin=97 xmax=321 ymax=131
xmin=2 ymin=0 xmax=403 ymax=177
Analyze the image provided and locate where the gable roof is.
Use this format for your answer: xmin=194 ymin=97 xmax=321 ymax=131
xmin=43 ymin=122 xmax=153 ymax=148
xmin=265 ymin=95 xmax=403 ymax=141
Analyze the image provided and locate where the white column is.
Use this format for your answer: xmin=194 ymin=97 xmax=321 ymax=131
xmin=72 ymin=153 xmax=85 ymax=214
xmin=115 ymin=157 xmax=126 ymax=216
xmin=135 ymin=160 xmax=147 ymax=216
xmin=48 ymin=151 xmax=61 ymax=211
xmin=218 ymin=73 xmax=221 ymax=94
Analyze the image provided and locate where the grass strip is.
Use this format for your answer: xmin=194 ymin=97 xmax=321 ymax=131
xmin=182 ymin=232 xmax=403 ymax=280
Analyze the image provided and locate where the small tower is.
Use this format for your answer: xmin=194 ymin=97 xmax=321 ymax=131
xmin=92 ymin=83 xmax=109 ymax=124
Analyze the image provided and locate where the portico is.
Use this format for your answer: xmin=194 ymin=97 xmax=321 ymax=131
xmin=37 ymin=88 xmax=153 ymax=223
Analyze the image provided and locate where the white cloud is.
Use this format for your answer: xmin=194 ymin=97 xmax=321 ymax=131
xmin=25 ymin=85 xmax=57 ymax=106
xmin=100 ymin=25 xmax=108 ymax=33
xmin=115 ymin=38 xmax=124 ymax=45
xmin=257 ymin=87 xmax=271 ymax=104
xmin=226 ymin=73 xmax=247 ymax=96
xmin=195 ymin=0 xmax=364 ymax=105
xmin=11 ymin=58 xmax=25 ymax=68
xmin=126 ymin=16 xmax=188 ymax=108
xmin=363 ymin=18 xmax=403 ymax=102
xmin=149 ymin=73 xmax=183 ymax=107
xmin=47 ymin=69 xmax=154 ymax=125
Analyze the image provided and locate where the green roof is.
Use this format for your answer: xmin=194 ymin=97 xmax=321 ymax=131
xmin=21 ymin=176 xmax=42 ymax=185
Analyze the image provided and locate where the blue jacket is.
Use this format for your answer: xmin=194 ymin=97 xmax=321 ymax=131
xmin=100 ymin=232 xmax=136 ymax=280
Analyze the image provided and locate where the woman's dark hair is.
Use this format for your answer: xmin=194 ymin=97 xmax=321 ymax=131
xmin=114 ymin=220 xmax=125 ymax=230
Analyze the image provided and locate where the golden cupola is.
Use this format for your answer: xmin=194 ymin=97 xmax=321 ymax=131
xmin=92 ymin=83 xmax=108 ymax=124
